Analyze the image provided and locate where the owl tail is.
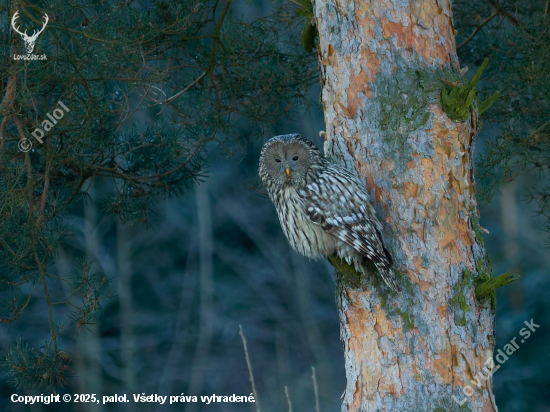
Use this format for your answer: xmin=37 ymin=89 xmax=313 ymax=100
xmin=355 ymin=255 xmax=402 ymax=292
xmin=376 ymin=264 xmax=402 ymax=292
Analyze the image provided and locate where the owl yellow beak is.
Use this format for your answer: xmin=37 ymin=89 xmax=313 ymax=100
xmin=285 ymin=167 xmax=290 ymax=177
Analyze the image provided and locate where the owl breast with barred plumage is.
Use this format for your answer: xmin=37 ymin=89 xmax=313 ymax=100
xmin=271 ymin=183 xmax=339 ymax=258
xmin=258 ymin=133 xmax=401 ymax=292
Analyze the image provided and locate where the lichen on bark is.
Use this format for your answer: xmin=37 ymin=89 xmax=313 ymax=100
xmin=451 ymin=268 xmax=472 ymax=326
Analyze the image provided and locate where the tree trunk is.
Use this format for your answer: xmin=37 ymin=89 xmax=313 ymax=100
xmin=312 ymin=0 xmax=497 ymax=410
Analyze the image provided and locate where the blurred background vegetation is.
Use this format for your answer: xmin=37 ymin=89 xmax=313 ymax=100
xmin=0 ymin=0 xmax=548 ymax=411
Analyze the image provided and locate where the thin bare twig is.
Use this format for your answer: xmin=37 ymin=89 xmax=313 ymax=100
xmin=37 ymin=136 xmax=53 ymax=225
xmin=286 ymin=0 xmax=307 ymax=9
xmin=0 ymin=76 xmax=17 ymax=156
xmin=284 ymin=386 xmax=293 ymax=412
xmin=0 ymin=76 xmax=16 ymax=113
xmin=487 ymin=0 xmax=520 ymax=26
xmin=533 ymin=118 xmax=550 ymax=135
xmin=312 ymin=366 xmax=320 ymax=412
xmin=239 ymin=325 xmax=261 ymax=412
xmin=157 ymin=71 xmax=207 ymax=115
xmin=31 ymin=229 xmax=58 ymax=358
xmin=159 ymin=0 xmax=231 ymax=116
xmin=457 ymin=11 xmax=498 ymax=51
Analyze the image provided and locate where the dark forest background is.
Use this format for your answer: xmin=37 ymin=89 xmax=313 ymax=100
xmin=1 ymin=0 xmax=549 ymax=411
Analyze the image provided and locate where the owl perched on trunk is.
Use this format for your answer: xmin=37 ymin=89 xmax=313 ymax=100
xmin=258 ymin=134 xmax=401 ymax=292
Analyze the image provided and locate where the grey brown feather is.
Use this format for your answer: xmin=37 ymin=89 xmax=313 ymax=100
xmin=258 ymin=133 xmax=401 ymax=292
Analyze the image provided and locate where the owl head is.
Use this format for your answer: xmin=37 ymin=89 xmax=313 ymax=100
xmin=259 ymin=134 xmax=322 ymax=188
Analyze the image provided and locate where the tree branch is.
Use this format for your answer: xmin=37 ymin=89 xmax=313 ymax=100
xmin=239 ymin=325 xmax=261 ymax=412
xmin=38 ymin=140 xmax=52 ymax=226
xmin=0 ymin=76 xmax=16 ymax=157
xmin=457 ymin=11 xmax=498 ymax=51
xmin=487 ymin=0 xmax=521 ymax=27
xmin=158 ymin=71 xmax=207 ymax=114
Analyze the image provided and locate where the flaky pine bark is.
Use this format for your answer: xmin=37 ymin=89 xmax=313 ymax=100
xmin=312 ymin=0 xmax=497 ymax=411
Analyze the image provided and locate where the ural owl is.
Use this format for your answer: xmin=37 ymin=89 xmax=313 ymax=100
xmin=258 ymin=134 xmax=401 ymax=292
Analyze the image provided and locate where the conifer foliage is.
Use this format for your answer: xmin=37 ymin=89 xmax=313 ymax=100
xmin=0 ymin=0 xmax=314 ymax=389
xmin=454 ymin=0 xmax=550 ymax=242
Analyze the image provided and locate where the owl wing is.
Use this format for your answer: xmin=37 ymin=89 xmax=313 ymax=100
xmin=299 ymin=164 xmax=393 ymax=271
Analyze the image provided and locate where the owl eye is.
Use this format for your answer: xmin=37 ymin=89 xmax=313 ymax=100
xmin=275 ymin=158 xmax=281 ymax=163
xmin=292 ymin=156 xmax=299 ymax=161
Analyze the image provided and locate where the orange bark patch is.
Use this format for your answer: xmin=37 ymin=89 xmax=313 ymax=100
xmin=382 ymin=19 xmax=416 ymax=49
xmin=364 ymin=47 xmax=380 ymax=76
xmin=452 ymin=344 xmax=459 ymax=367
xmin=379 ymin=6 xmax=453 ymax=65
xmin=366 ymin=175 xmax=374 ymax=191
xmin=412 ymin=360 xmax=421 ymax=380
xmin=345 ymin=56 xmax=377 ymax=117
xmin=436 ymin=171 xmax=474 ymax=250
xmin=344 ymin=305 xmax=383 ymax=401
xmin=336 ymin=97 xmax=353 ymax=118
xmin=403 ymin=182 xmax=418 ymax=200
xmin=381 ymin=159 xmax=395 ymax=172
xmin=435 ymin=144 xmax=452 ymax=160
xmin=374 ymin=322 xmax=383 ymax=338
xmin=354 ymin=4 xmax=377 ymax=40
xmin=439 ymin=229 xmax=456 ymax=249
xmin=374 ymin=304 xmax=395 ymax=337
xmin=447 ymin=170 xmax=463 ymax=196
xmin=374 ymin=363 xmax=401 ymax=397
xmin=346 ymin=138 xmax=356 ymax=158
xmin=430 ymin=349 xmax=453 ymax=384
xmin=407 ymin=269 xmax=431 ymax=293
xmin=420 ymin=158 xmax=435 ymax=189
xmin=433 ymin=41 xmax=449 ymax=64
xmin=375 ymin=186 xmax=383 ymax=203
xmin=345 ymin=295 xmax=371 ymax=325
xmin=421 ymin=157 xmax=434 ymax=169
xmin=437 ymin=206 xmax=458 ymax=249
xmin=320 ymin=44 xmax=337 ymax=67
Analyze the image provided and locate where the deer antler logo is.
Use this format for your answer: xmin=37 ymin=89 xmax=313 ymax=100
xmin=11 ymin=11 xmax=49 ymax=54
